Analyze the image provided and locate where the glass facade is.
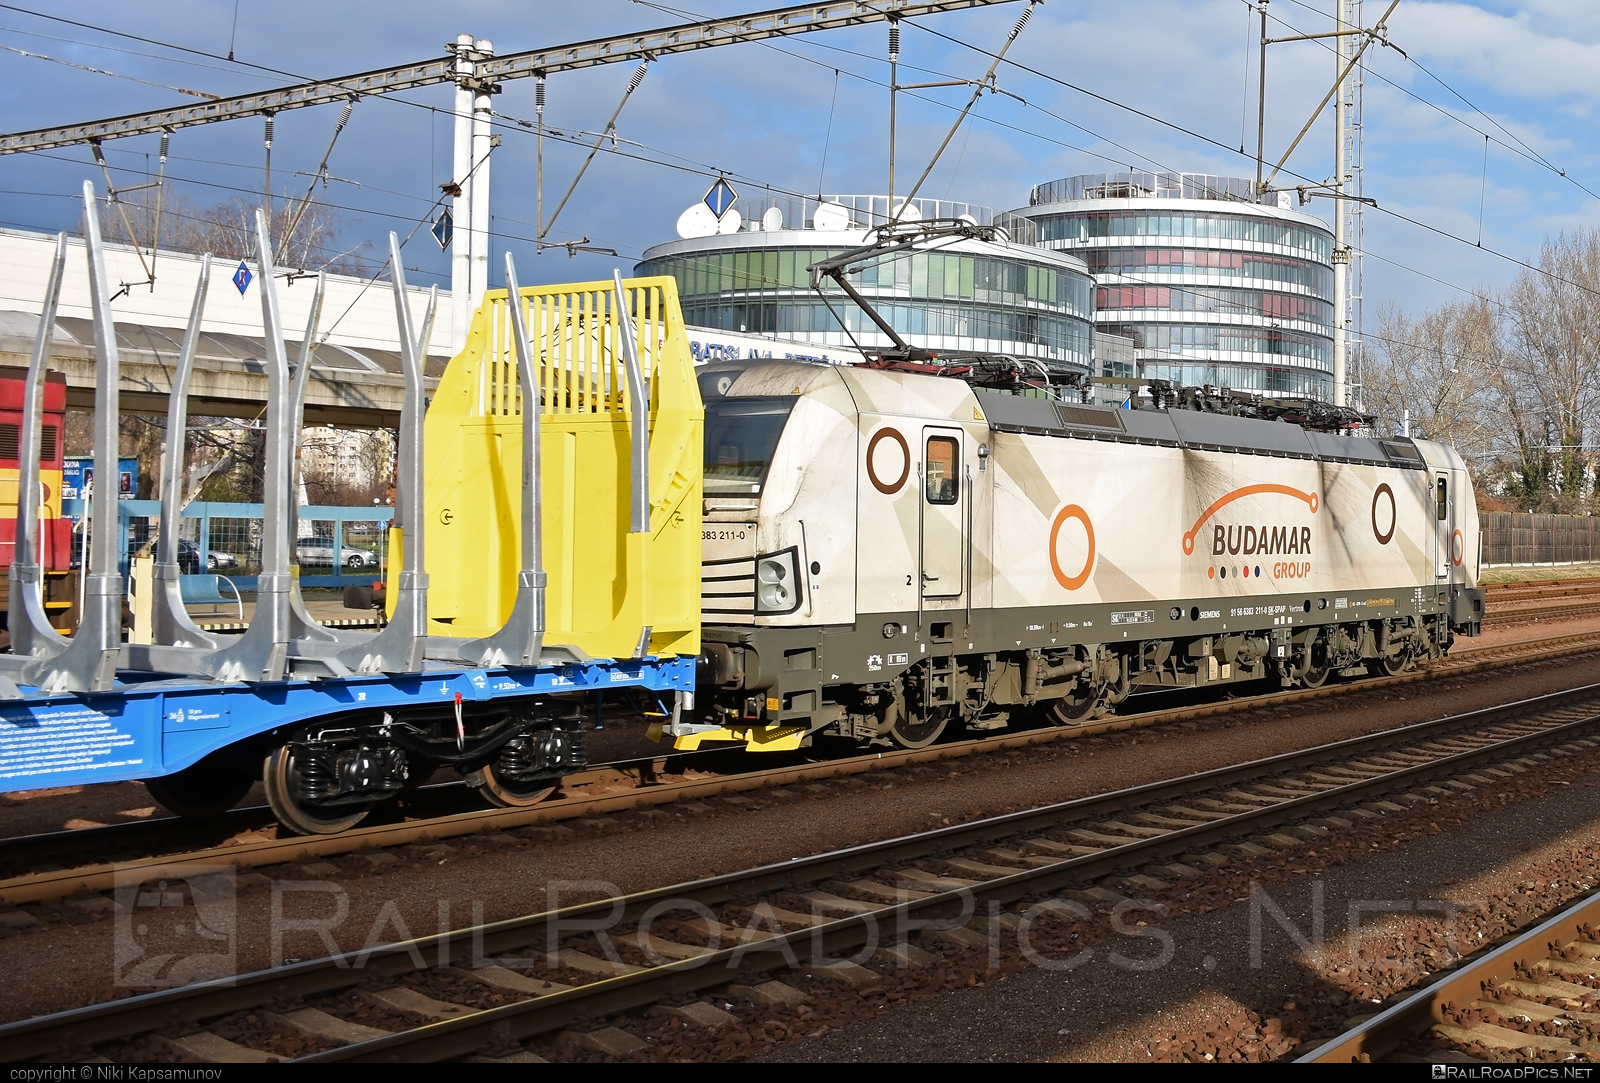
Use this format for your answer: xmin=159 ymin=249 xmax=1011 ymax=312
xmin=1018 ymin=175 xmax=1336 ymax=400
xmin=636 ymin=210 xmax=1096 ymax=374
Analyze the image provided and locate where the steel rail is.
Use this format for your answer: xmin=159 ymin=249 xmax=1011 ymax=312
xmin=6 ymin=680 xmax=1600 ymax=1060
xmin=0 ymin=0 xmax=1012 ymax=154
xmin=308 ymin=705 xmax=1600 ymax=1062
xmin=1484 ymin=582 xmax=1600 ymax=598
xmin=3 ymin=626 xmax=1599 ymax=904
xmin=1488 ymin=577 xmax=1600 ymax=595
xmin=1302 ymin=889 xmax=1600 ymax=1062
xmin=1484 ymin=601 xmax=1600 ymax=626
xmin=0 ymin=747 xmax=717 ymax=876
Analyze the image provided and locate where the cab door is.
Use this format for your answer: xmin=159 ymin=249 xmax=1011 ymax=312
xmin=920 ymin=427 xmax=965 ymax=600
xmin=1433 ymin=473 xmax=1452 ymax=581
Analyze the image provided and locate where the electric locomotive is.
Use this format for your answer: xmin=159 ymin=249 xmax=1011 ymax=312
xmin=667 ymin=358 xmax=1486 ymax=753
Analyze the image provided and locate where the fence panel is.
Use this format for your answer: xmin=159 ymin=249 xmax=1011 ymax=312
xmin=1482 ymin=512 xmax=1600 ymax=566
xmin=112 ymin=501 xmax=392 ymax=588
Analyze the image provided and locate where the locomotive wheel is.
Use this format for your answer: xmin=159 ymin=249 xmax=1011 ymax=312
xmin=1296 ymin=634 xmax=1331 ymax=689
xmin=1298 ymin=664 xmax=1329 ymax=689
xmin=890 ymin=705 xmax=950 ymax=750
xmin=1371 ymin=651 xmax=1413 ymax=677
xmin=143 ymin=762 xmax=253 ymax=818
xmin=1049 ymin=681 xmax=1100 ymax=726
xmin=471 ymin=762 xmax=557 ymax=808
xmin=263 ymin=745 xmax=373 ymax=836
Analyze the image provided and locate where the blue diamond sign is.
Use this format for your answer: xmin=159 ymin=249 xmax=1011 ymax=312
xmin=704 ymin=177 xmax=737 ymax=220
xmin=431 ymin=208 xmax=453 ymax=251
xmin=232 ymin=261 xmax=252 ymax=295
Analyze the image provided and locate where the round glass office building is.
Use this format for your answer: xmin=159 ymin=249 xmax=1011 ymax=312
xmin=636 ymin=195 xmax=1096 ymax=376
xmin=1016 ymin=173 xmax=1336 ymax=399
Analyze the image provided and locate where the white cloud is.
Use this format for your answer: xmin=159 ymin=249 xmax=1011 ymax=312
xmin=1396 ymin=2 xmax=1600 ymax=99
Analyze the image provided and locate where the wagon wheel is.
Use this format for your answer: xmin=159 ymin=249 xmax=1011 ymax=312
xmin=471 ymin=761 xmax=558 ymax=808
xmin=263 ymin=744 xmax=373 ymax=836
xmin=143 ymin=759 xmax=254 ymax=818
xmin=1048 ymin=679 xmax=1101 ymax=726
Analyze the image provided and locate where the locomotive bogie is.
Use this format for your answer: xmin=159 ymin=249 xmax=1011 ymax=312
xmin=679 ymin=360 xmax=1485 ymax=752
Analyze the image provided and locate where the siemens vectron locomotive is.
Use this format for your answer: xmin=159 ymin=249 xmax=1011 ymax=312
xmin=673 ymin=359 xmax=1485 ymax=753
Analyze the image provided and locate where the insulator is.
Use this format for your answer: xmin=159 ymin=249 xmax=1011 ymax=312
xmin=1010 ymin=4 xmax=1033 ymax=39
xmin=158 ymin=131 xmax=169 ymax=164
xmin=263 ymin=115 xmax=274 ymax=148
xmin=535 ymin=75 xmax=545 ymax=112
xmin=626 ymin=62 xmax=647 ymax=93
xmin=888 ymin=22 xmax=899 ymax=60
xmin=335 ymin=101 xmax=353 ymax=132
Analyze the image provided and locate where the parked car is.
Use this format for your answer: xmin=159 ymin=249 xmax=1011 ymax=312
xmin=162 ymin=537 xmax=236 ymax=575
xmin=296 ymin=541 xmax=380 ymax=569
xmin=169 ymin=540 xmax=239 ymax=574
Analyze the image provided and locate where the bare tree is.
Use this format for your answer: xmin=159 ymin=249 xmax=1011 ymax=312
xmin=1364 ymin=228 xmax=1600 ymax=514
xmin=97 ymin=190 xmax=371 ymax=276
xmin=1364 ymin=299 xmax=1500 ymax=465
xmin=300 ymin=427 xmax=395 ymax=507
xmin=1499 ymin=228 xmax=1600 ymax=513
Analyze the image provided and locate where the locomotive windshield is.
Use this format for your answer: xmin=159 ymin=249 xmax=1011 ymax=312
xmin=704 ymin=397 xmax=795 ymax=495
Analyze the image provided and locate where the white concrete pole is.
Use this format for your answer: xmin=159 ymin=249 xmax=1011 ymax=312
xmin=469 ymin=38 xmax=495 ymax=315
xmin=1332 ymin=8 xmax=1347 ymax=407
xmin=450 ymin=33 xmax=475 ymax=353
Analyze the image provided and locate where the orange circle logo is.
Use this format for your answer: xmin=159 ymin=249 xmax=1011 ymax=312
xmin=866 ymin=428 xmax=910 ymax=495
xmin=1049 ymin=505 xmax=1095 ymax=590
xmin=1452 ymin=528 xmax=1465 ymax=566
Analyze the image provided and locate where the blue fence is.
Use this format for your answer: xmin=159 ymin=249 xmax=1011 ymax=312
xmin=117 ymin=501 xmax=394 ymax=590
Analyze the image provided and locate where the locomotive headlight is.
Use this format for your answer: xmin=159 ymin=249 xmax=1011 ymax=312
xmin=753 ymin=548 xmax=802 ymax=614
xmin=757 ymin=560 xmax=790 ymax=609
xmin=758 ymin=578 xmax=790 ymax=609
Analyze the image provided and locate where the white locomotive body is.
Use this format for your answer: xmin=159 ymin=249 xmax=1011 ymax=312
xmin=682 ymin=359 xmax=1485 ymax=752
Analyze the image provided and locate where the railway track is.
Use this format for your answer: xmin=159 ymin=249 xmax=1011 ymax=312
xmin=1484 ymin=578 xmax=1600 ymax=626
xmin=1305 ymin=886 xmax=1600 ymax=1062
xmin=1485 ymin=601 xmax=1600 ymax=627
xmin=0 ymin=749 xmax=739 ymax=883
xmin=9 ymin=681 xmax=1600 ymax=1062
xmin=1487 ymin=577 xmax=1600 ymax=602
xmin=4 ymin=624 xmax=1600 ymax=906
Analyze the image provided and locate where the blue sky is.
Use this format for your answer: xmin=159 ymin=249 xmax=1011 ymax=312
xmin=1 ymin=0 xmax=1596 ymax=322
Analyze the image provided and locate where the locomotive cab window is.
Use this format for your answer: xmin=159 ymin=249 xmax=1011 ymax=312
xmin=703 ymin=397 xmax=797 ymax=495
xmin=925 ymin=436 xmax=959 ymax=505
xmin=1436 ymin=477 xmax=1448 ymax=520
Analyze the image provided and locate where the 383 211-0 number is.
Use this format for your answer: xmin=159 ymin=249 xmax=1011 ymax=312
xmin=703 ymin=528 xmax=750 ymax=541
